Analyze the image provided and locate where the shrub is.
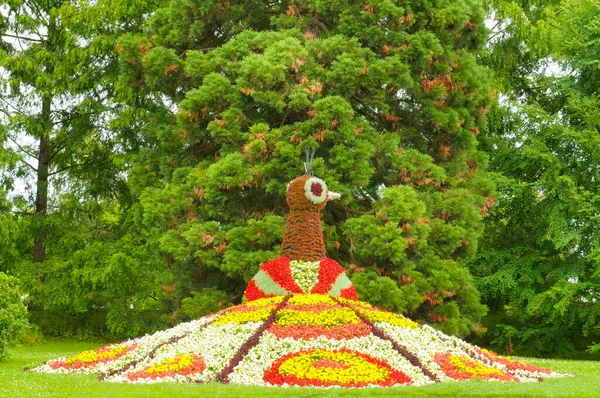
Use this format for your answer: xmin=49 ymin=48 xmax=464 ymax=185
xmin=0 ymin=272 xmax=28 ymax=360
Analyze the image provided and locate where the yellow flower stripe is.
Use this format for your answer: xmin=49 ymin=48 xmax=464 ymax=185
xmin=243 ymin=296 xmax=284 ymax=307
xmin=65 ymin=345 xmax=129 ymax=365
xmin=449 ymin=355 xmax=504 ymax=377
xmin=288 ymin=294 xmax=336 ymax=306
xmin=212 ymin=306 xmax=274 ymax=325
xmin=357 ymin=308 xmax=420 ymax=328
xmin=279 ymin=350 xmax=388 ymax=384
xmin=276 ymin=308 xmax=359 ymax=327
xmin=335 ymin=296 xmax=373 ymax=308
xmin=144 ymin=354 xmax=194 ymax=374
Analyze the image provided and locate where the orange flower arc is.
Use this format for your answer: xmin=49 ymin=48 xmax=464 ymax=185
xmin=434 ymin=353 xmax=517 ymax=381
xmin=126 ymin=354 xmax=206 ymax=381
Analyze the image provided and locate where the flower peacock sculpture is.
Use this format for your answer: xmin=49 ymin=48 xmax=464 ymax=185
xmin=31 ymin=173 xmax=565 ymax=387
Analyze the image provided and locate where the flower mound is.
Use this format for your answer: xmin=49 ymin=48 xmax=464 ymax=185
xmin=32 ymin=294 xmax=565 ymax=387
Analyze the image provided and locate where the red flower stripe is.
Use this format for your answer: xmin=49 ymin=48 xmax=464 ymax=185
xmin=340 ymin=285 xmax=359 ymax=300
xmin=49 ymin=343 xmax=138 ymax=370
xmin=260 ymin=257 xmax=303 ymax=294
xmin=268 ymin=323 xmax=371 ymax=340
xmin=219 ymin=303 xmax=275 ymax=315
xmin=310 ymin=258 xmax=343 ymax=294
xmin=476 ymin=348 xmax=552 ymax=374
xmin=282 ymin=304 xmax=345 ymax=313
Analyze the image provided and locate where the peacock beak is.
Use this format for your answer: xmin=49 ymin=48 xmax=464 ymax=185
xmin=327 ymin=191 xmax=341 ymax=201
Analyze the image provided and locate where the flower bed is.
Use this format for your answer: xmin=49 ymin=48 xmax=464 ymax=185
xmin=32 ymin=294 xmax=565 ymax=387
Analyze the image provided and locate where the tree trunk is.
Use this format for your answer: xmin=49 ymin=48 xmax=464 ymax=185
xmin=33 ymin=94 xmax=51 ymax=263
xmin=33 ymin=9 xmax=55 ymax=264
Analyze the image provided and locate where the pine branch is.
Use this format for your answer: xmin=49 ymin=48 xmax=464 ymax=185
xmin=18 ymin=158 xmax=38 ymax=172
xmin=6 ymin=134 xmax=39 ymax=161
xmin=0 ymin=32 xmax=43 ymax=43
xmin=48 ymin=162 xmax=94 ymax=177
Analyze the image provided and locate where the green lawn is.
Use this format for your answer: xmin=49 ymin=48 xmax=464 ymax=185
xmin=1 ymin=340 xmax=599 ymax=398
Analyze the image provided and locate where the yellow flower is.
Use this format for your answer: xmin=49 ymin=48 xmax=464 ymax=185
xmin=244 ymin=296 xmax=284 ymax=307
xmin=65 ymin=344 xmax=130 ymax=365
xmin=288 ymin=294 xmax=336 ymax=306
xmin=213 ymin=306 xmax=274 ymax=325
xmin=144 ymin=354 xmax=194 ymax=374
xmin=449 ymin=355 xmax=503 ymax=377
xmin=276 ymin=308 xmax=359 ymax=327
xmin=356 ymin=308 xmax=419 ymax=328
xmin=278 ymin=350 xmax=389 ymax=384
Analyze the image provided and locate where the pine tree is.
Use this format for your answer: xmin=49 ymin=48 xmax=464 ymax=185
xmin=0 ymin=0 xmax=160 ymax=338
xmin=0 ymin=0 xmax=156 ymax=264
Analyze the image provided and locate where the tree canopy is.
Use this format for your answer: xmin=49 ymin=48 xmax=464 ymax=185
xmin=468 ymin=0 xmax=600 ymax=355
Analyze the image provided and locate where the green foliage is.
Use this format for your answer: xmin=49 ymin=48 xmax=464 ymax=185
xmin=0 ymin=272 xmax=28 ymax=360
xmin=351 ymin=272 xmax=420 ymax=315
xmin=0 ymin=0 xmax=169 ymax=339
xmin=470 ymin=0 xmax=600 ymax=355
xmin=176 ymin=288 xmax=230 ymax=322
xmin=110 ymin=0 xmax=493 ymax=337
xmin=0 ymin=0 xmax=497 ymax=339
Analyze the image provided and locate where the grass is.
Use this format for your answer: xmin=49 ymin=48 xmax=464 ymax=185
xmin=1 ymin=340 xmax=599 ymax=398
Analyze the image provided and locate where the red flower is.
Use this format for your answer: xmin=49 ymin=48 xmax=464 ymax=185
xmin=282 ymin=303 xmax=345 ymax=312
xmin=244 ymin=279 xmax=274 ymax=301
xmin=340 ymin=285 xmax=359 ymax=300
xmin=49 ymin=343 xmax=138 ymax=370
xmin=476 ymin=348 xmax=552 ymax=374
xmin=126 ymin=354 xmax=206 ymax=381
xmin=310 ymin=258 xmax=343 ymax=294
xmin=268 ymin=322 xmax=371 ymax=340
xmin=434 ymin=353 xmax=518 ymax=382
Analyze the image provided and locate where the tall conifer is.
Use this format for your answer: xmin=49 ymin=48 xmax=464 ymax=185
xmin=115 ymin=0 xmax=494 ymax=336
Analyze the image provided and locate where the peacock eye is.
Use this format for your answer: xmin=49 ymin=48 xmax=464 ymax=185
xmin=304 ymin=177 xmax=327 ymax=205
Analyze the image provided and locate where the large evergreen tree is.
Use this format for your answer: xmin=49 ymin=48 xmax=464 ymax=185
xmin=111 ymin=0 xmax=494 ymax=337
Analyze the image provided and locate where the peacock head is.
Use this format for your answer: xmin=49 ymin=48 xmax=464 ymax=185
xmin=285 ymin=175 xmax=341 ymax=211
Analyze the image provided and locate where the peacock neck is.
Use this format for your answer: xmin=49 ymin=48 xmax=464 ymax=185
xmin=280 ymin=209 xmax=326 ymax=261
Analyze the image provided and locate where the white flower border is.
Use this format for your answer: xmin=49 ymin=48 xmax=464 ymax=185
xmin=106 ymin=321 xmax=263 ymax=383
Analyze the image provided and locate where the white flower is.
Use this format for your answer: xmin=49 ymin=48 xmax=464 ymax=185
xmin=304 ymin=177 xmax=327 ymax=205
xmin=290 ymin=261 xmax=320 ymax=293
